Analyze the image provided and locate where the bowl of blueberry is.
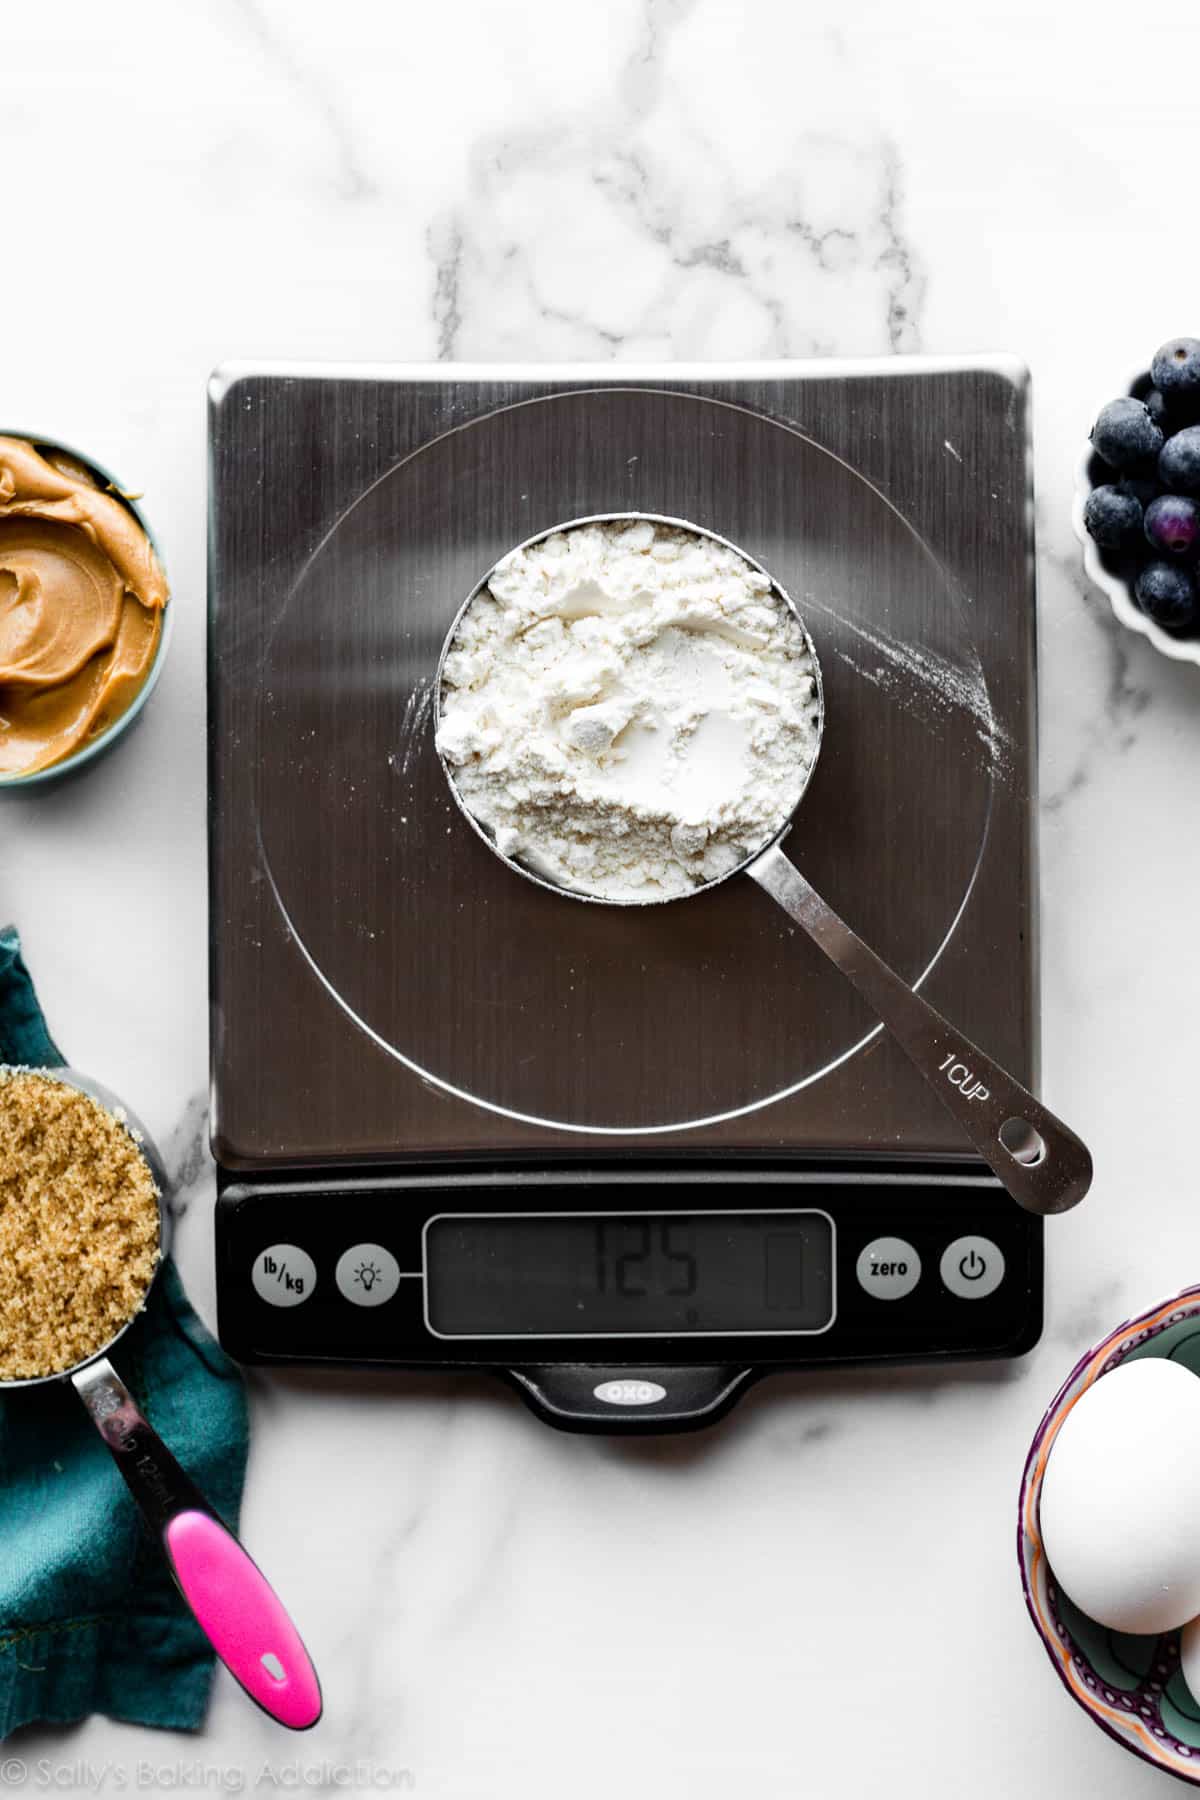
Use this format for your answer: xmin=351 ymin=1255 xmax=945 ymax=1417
xmin=1077 ymin=337 xmax=1200 ymax=663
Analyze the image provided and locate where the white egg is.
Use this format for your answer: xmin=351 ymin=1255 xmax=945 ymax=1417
xmin=1181 ymin=1614 xmax=1200 ymax=1703
xmin=1039 ymin=1357 xmax=1200 ymax=1635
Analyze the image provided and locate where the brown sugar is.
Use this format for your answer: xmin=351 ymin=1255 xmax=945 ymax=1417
xmin=0 ymin=1069 xmax=160 ymax=1381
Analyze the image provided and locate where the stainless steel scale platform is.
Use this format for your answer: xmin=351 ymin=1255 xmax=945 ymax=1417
xmin=209 ymin=358 xmax=1042 ymax=1431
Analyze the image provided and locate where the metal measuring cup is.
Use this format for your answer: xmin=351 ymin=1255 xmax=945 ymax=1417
xmin=0 ymin=1067 xmax=322 ymax=1729
xmin=435 ymin=513 xmax=1092 ymax=1218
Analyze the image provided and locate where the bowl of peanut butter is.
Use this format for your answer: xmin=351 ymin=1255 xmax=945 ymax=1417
xmin=0 ymin=435 xmax=170 ymax=784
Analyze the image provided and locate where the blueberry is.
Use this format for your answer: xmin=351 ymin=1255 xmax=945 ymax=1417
xmin=1145 ymin=494 xmax=1200 ymax=557
xmin=1151 ymin=338 xmax=1200 ymax=404
xmin=1159 ymin=425 xmax=1200 ymax=494
xmin=1084 ymin=484 xmax=1144 ymax=548
xmin=1134 ymin=561 xmax=1198 ymax=630
xmin=1121 ymin=476 xmax=1161 ymax=510
xmin=1090 ymin=396 xmax=1163 ymax=470
xmin=1145 ymin=388 xmax=1170 ymax=430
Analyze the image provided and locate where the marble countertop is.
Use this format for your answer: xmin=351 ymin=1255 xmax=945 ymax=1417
xmin=5 ymin=0 xmax=1200 ymax=1793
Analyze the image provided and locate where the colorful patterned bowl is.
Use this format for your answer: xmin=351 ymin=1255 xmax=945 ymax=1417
xmin=1020 ymin=1285 xmax=1200 ymax=1780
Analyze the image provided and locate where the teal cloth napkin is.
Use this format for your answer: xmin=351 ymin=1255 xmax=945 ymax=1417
xmin=0 ymin=925 xmax=249 ymax=1736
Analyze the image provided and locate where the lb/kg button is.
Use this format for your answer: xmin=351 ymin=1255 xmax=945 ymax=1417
xmin=251 ymin=1244 xmax=317 ymax=1307
xmin=855 ymin=1237 xmax=921 ymax=1300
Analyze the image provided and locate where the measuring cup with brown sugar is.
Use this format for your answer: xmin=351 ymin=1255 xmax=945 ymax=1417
xmin=0 ymin=1066 xmax=322 ymax=1729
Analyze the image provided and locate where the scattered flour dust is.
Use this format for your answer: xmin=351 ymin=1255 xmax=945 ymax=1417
xmin=435 ymin=519 xmax=823 ymax=900
xmin=392 ymin=677 xmax=434 ymax=778
xmin=814 ymin=604 xmax=1007 ymax=766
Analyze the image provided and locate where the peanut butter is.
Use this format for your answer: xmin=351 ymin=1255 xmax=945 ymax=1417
xmin=0 ymin=437 xmax=168 ymax=777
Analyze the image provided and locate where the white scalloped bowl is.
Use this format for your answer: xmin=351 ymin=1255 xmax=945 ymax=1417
xmin=1073 ymin=378 xmax=1200 ymax=669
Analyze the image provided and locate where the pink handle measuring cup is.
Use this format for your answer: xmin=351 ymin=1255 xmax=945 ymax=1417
xmin=74 ymin=1360 xmax=322 ymax=1729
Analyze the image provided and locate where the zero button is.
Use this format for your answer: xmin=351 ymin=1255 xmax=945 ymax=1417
xmin=855 ymin=1237 xmax=922 ymax=1301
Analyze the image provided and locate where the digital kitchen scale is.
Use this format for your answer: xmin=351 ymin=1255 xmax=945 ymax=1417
xmin=208 ymin=358 xmax=1042 ymax=1431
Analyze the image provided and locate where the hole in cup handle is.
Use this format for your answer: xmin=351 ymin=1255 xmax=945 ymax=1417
xmin=999 ymin=1116 xmax=1048 ymax=1167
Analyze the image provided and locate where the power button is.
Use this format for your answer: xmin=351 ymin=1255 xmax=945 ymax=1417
xmin=939 ymin=1235 xmax=1005 ymax=1300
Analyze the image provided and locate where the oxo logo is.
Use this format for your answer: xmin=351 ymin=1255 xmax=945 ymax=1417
xmin=593 ymin=1380 xmax=666 ymax=1407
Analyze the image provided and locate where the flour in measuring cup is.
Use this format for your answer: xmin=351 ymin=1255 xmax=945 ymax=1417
xmin=435 ymin=518 xmax=822 ymax=901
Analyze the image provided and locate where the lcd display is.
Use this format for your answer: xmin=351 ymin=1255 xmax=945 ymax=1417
xmin=425 ymin=1211 xmax=835 ymax=1337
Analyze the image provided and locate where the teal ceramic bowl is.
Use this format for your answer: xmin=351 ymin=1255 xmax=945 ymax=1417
xmin=1019 ymin=1285 xmax=1200 ymax=1783
xmin=0 ymin=434 xmax=171 ymax=789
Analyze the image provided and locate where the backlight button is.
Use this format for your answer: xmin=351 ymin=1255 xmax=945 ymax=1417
xmin=335 ymin=1243 xmax=401 ymax=1307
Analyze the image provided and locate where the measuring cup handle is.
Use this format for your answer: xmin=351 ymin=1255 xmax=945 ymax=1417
xmin=747 ymin=845 xmax=1093 ymax=1216
xmin=72 ymin=1358 xmax=322 ymax=1729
